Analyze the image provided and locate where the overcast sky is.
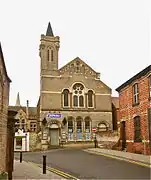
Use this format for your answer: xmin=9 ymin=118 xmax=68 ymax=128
xmin=0 ymin=0 xmax=150 ymax=106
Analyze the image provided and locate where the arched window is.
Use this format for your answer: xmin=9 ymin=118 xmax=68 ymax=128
xmin=85 ymin=119 xmax=90 ymax=132
xmin=51 ymin=50 xmax=53 ymax=61
xmin=62 ymin=89 xmax=69 ymax=107
xmin=88 ymin=90 xmax=94 ymax=107
xmin=85 ymin=117 xmax=91 ymax=140
xmin=47 ymin=49 xmax=49 ymax=61
xmin=68 ymin=117 xmax=74 ymax=141
xmin=133 ymin=83 xmax=139 ymax=105
xmin=48 ymin=48 xmax=53 ymax=61
xmin=76 ymin=118 xmax=82 ymax=133
xmin=134 ymin=116 xmax=141 ymax=142
xmin=79 ymin=96 xmax=84 ymax=107
xmin=73 ymin=95 xmax=78 ymax=106
xmin=73 ymin=83 xmax=85 ymax=107
xmin=68 ymin=119 xmax=73 ymax=133
xmin=76 ymin=116 xmax=83 ymax=140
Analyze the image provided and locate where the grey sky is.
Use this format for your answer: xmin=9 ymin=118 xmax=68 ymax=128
xmin=0 ymin=0 xmax=150 ymax=106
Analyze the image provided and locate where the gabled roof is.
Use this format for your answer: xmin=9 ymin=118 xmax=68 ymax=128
xmin=0 ymin=42 xmax=11 ymax=82
xmin=8 ymin=106 xmax=26 ymax=112
xmin=116 ymin=65 xmax=151 ymax=92
xmin=59 ymin=57 xmax=97 ymax=74
xmin=8 ymin=106 xmax=37 ymax=117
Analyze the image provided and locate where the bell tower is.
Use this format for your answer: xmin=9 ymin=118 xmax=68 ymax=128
xmin=39 ymin=22 xmax=60 ymax=72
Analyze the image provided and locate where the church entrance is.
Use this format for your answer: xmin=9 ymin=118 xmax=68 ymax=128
xmin=49 ymin=124 xmax=59 ymax=146
xmin=50 ymin=129 xmax=59 ymax=146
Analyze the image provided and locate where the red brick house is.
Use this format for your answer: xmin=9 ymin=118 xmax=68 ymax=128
xmin=116 ymin=65 xmax=151 ymax=155
xmin=0 ymin=43 xmax=12 ymax=177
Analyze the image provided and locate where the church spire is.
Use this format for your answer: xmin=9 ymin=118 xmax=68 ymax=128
xmin=46 ymin=22 xmax=54 ymax=36
xmin=15 ymin=92 xmax=21 ymax=106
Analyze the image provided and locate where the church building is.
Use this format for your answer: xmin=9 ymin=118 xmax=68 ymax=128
xmin=38 ymin=22 xmax=116 ymax=149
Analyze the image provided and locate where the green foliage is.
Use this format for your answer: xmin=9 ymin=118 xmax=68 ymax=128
xmin=0 ymin=172 xmax=8 ymax=179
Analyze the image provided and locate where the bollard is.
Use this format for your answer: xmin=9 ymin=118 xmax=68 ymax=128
xmin=95 ymin=139 xmax=97 ymax=148
xmin=94 ymin=135 xmax=97 ymax=148
xmin=43 ymin=155 xmax=46 ymax=174
xmin=20 ymin=152 xmax=22 ymax=163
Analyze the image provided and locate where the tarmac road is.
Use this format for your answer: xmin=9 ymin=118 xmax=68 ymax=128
xmin=14 ymin=148 xmax=150 ymax=179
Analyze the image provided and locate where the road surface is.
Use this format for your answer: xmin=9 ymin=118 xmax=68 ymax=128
xmin=14 ymin=148 xmax=150 ymax=179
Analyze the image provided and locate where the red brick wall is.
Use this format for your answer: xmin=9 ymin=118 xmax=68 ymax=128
xmin=119 ymin=73 xmax=151 ymax=154
xmin=0 ymin=53 xmax=10 ymax=173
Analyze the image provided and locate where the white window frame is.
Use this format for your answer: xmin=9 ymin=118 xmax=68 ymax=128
xmin=133 ymin=83 xmax=139 ymax=104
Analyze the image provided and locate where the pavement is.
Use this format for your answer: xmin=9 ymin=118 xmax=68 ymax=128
xmin=14 ymin=148 xmax=151 ymax=179
xmin=83 ymin=148 xmax=151 ymax=167
xmin=13 ymin=160 xmax=66 ymax=179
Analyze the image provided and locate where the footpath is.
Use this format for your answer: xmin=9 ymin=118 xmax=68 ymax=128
xmin=84 ymin=148 xmax=151 ymax=167
xmin=13 ymin=160 xmax=66 ymax=179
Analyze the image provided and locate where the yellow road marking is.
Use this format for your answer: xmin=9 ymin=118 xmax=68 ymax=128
xmin=26 ymin=161 xmax=79 ymax=179
xmin=85 ymin=150 xmax=151 ymax=168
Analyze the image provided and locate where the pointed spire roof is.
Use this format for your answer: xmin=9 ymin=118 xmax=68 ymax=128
xmin=15 ymin=92 xmax=21 ymax=106
xmin=46 ymin=22 xmax=54 ymax=36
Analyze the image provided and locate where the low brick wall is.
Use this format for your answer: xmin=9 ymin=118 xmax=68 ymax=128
xmin=126 ymin=142 xmax=151 ymax=155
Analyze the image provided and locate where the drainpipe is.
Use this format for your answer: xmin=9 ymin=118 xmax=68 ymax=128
xmin=143 ymin=136 xmax=146 ymax=155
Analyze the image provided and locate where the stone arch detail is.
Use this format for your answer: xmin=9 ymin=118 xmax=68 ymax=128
xmin=97 ymin=120 xmax=109 ymax=132
xmin=47 ymin=119 xmax=61 ymax=128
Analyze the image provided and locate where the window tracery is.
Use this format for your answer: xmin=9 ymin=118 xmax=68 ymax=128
xmin=73 ymin=83 xmax=85 ymax=107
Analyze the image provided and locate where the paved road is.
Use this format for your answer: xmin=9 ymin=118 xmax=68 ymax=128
xmin=15 ymin=148 xmax=150 ymax=179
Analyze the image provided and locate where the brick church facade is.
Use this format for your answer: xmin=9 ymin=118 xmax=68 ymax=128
xmin=37 ymin=23 xmax=116 ymax=149
xmin=116 ymin=65 xmax=151 ymax=154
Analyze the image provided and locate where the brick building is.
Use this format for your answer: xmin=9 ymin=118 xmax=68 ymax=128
xmin=116 ymin=65 xmax=151 ymax=155
xmin=0 ymin=43 xmax=11 ymax=175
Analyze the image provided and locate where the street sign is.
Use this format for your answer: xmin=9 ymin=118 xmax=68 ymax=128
xmin=92 ymin=127 xmax=97 ymax=132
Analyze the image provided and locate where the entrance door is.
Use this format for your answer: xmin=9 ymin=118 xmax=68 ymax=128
xmin=50 ymin=129 xmax=59 ymax=146
xmin=121 ymin=121 xmax=126 ymax=150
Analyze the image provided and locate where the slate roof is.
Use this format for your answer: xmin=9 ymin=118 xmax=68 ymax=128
xmin=0 ymin=42 xmax=11 ymax=82
xmin=8 ymin=106 xmax=37 ymax=117
xmin=46 ymin=22 xmax=54 ymax=36
xmin=116 ymin=65 xmax=151 ymax=92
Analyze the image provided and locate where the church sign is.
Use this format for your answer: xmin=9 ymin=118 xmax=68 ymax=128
xmin=47 ymin=113 xmax=62 ymax=118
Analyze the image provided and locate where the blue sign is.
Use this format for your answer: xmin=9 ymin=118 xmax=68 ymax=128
xmin=47 ymin=113 xmax=62 ymax=118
